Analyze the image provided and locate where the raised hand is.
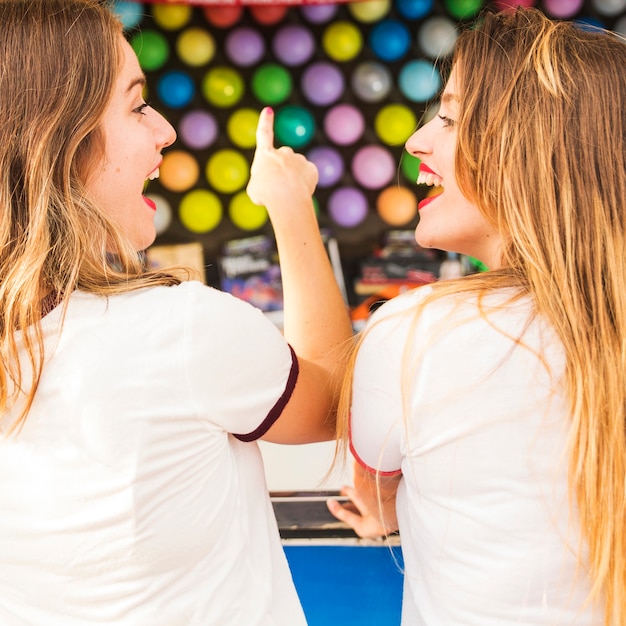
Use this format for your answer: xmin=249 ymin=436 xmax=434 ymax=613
xmin=246 ymin=107 xmax=318 ymax=215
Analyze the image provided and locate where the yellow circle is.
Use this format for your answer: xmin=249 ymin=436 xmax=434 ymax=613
xmin=179 ymin=189 xmax=222 ymax=233
xmin=152 ymin=4 xmax=192 ymax=30
xmin=159 ymin=150 xmax=199 ymax=192
xmin=176 ymin=27 xmax=215 ymax=67
xmin=227 ymin=109 xmax=260 ymax=149
xmin=229 ymin=192 xmax=268 ymax=231
xmin=202 ymin=66 xmax=244 ymax=108
xmin=377 ymin=186 xmax=418 ymax=226
xmin=375 ymin=104 xmax=418 ymax=145
xmin=206 ymin=149 xmax=250 ymax=194
xmin=322 ymin=21 xmax=363 ymax=62
xmin=348 ymin=0 xmax=391 ymax=22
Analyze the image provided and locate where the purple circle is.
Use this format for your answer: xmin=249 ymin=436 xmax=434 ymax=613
xmin=225 ymin=27 xmax=265 ymax=67
xmin=300 ymin=3 xmax=339 ymax=23
xmin=351 ymin=145 xmax=396 ymax=189
xmin=324 ymin=104 xmax=365 ymax=145
xmin=272 ymin=25 xmax=315 ymax=66
xmin=328 ymin=187 xmax=368 ymax=228
xmin=306 ymin=146 xmax=345 ymax=187
xmin=301 ymin=62 xmax=345 ymax=106
xmin=179 ymin=110 xmax=218 ymax=150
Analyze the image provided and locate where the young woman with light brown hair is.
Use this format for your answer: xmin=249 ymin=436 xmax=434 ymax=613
xmin=329 ymin=8 xmax=626 ymax=625
xmin=0 ymin=1 xmax=352 ymax=623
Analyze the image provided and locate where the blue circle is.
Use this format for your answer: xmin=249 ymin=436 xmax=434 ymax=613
xmin=398 ymin=59 xmax=441 ymax=102
xmin=157 ymin=71 xmax=195 ymax=109
xmin=369 ymin=20 xmax=411 ymax=62
xmin=574 ymin=16 xmax=606 ymax=31
xmin=395 ymin=0 xmax=435 ymax=19
xmin=112 ymin=1 xmax=144 ymax=30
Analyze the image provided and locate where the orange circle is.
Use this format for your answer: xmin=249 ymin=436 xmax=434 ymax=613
xmin=376 ymin=185 xmax=418 ymax=226
xmin=159 ymin=151 xmax=200 ymax=192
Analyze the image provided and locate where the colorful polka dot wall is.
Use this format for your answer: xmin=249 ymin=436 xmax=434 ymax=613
xmin=115 ymin=0 xmax=626 ymax=291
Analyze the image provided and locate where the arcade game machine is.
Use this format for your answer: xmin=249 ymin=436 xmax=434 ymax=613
xmin=113 ymin=0 xmax=626 ymax=623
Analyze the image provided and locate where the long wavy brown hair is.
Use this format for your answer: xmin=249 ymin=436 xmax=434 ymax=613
xmin=337 ymin=8 xmax=626 ymax=623
xmin=0 ymin=0 xmax=182 ymax=433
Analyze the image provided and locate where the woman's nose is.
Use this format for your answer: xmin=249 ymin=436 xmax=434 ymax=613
xmin=154 ymin=111 xmax=177 ymax=149
xmin=405 ymin=123 xmax=429 ymax=159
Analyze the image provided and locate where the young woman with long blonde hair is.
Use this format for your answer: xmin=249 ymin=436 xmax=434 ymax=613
xmin=0 ymin=1 xmax=352 ymax=623
xmin=329 ymin=8 xmax=626 ymax=625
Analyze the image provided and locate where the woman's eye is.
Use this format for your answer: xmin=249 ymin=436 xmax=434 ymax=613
xmin=438 ymin=114 xmax=456 ymax=128
xmin=134 ymin=102 xmax=150 ymax=115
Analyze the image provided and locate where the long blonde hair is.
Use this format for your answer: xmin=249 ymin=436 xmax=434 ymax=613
xmin=338 ymin=8 xmax=626 ymax=623
xmin=0 ymin=0 xmax=181 ymax=432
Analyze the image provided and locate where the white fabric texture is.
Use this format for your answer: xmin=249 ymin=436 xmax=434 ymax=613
xmin=350 ymin=286 xmax=600 ymax=626
xmin=0 ymin=281 xmax=306 ymax=626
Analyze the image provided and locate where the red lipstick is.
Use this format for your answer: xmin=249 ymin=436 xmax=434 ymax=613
xmin=419 ymin=163 xmax=437 ymax=175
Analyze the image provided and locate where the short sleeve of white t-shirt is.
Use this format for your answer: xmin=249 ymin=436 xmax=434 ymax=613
xmin=350 ymin=287 xmax=434 ymax=475
xmin=178 ymin=281 xmax=297 ymax=440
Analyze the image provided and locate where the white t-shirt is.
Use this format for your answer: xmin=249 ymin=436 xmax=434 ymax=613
xmin=350 ymin=286 xmax=601 ymax=626
xmin=0 ymin=281 xmax=306 ymax=626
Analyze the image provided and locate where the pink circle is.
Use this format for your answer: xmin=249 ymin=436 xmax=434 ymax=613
xmin=351 ymin=145 xmax=396 ymax=189
xmin=542 ymin=0 xmax=583 ymax=17
xmin=324 ymin=104 xmax=365 ymax=145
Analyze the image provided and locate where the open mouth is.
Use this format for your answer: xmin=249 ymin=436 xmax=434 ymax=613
xmin=417 ymin=163 xmax=443 ymax=188
xmin=142 ymin=162 xmax=161 ymax=210
xmin=143 ymin=195 xmax=157 ymax=211
xmin=417 ymin=163 xmax=443 ymax=210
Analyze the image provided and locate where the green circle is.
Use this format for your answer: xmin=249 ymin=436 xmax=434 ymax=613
xmin=229 ymin=192 xmax=268 ymax=231
xmin=251 ymin=64 xmax=293 ymax=105
xmin=444 ymin=0 xmax=484 ymax=20
xmin=130 ymin=30 xmax=169 ymax=71
xmin=206 ymin=149 xmax=250 ymax=193
xmin=179 ymin=189 xmax=222 ymax=233
xmin=375 ymin=104 xmax=418 ymax=146
xmin=274 ymin=105 xmax=316 ymax=149
xmin=202 ymin=67 xmax=244 ymax=108
xmin=400 ymin=151 xmax=421 ymax=183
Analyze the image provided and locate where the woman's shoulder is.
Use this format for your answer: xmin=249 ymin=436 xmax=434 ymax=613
xmin=68 ymin=280 xmax=255 ymax=321
xmin=367 ymin=283 xmax=532 ymax=334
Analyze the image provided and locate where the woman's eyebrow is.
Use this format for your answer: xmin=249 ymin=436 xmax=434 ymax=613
xmin=441 ymin=92 xmax=460 ymax=105
xmin=126 ymin=75 xmax=146 ymax=94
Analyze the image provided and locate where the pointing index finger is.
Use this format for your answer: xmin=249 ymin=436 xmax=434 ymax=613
xmin=255 ymin=107 xmax=275 ymax=152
